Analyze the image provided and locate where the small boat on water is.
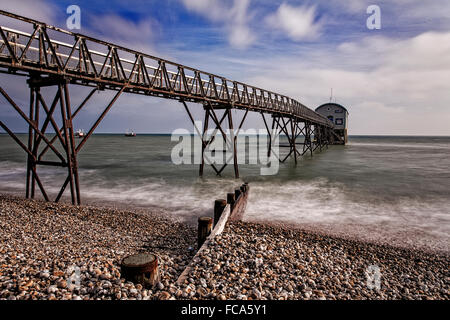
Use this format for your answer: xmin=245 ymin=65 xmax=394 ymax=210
xmin=74 ymin=129 xmax=85 ymax=138
xmin=125 ymin=129 xmax=136 ymax=137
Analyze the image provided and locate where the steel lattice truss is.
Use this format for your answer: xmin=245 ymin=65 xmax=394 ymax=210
xmin=0 ymin=10 xmax=332 ymax=127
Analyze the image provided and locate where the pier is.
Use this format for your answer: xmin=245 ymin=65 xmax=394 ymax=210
xmin=0 ymin=10 xmax=338 ymax=205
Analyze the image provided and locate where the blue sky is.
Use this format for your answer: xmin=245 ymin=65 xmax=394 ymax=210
xmin=1 ymin=0 xmax=450 ymax=134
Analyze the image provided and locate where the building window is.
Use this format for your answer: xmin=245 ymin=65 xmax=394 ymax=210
xmin=335 ymin=109 xmax=343 ymax=113
xmin=335 ymin=118 xmax=343 ymax=125
xmin=328 ymin=116 xmax=334 ymax=122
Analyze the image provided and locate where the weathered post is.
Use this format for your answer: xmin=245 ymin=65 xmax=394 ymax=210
xmin=198 ymin=216 xmax=213 ymax=249
xmin=227 ymin=192 xmax=236 ymax=212
xmin=235 ymin=188 xmax=241 ymax=201
xmin=214 ymin=199 xmax=227 ymax=227
xmin=120 ymin=253 xmax=159 ymax=288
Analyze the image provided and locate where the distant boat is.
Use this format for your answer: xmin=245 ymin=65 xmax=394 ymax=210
xmin=74 ymin=129 xmax=85 ymax=138
xmin=125 ymin=129 xmax=136 ymax=137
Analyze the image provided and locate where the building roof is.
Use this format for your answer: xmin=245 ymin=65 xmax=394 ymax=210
xmin=315 ymin=102 xmax=349 ymax=114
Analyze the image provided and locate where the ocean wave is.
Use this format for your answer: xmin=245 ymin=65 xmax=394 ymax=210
xmin=243 ymin=178 xmax=450 ymax=252
xmin=349 ymin=142 xmax=450 ymax=150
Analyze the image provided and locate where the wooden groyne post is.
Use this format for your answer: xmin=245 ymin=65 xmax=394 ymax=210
xmin=214 ymin=199 xmax=227 ymax=227
xmin=230 ymin=182 xmax=249 ymax=221
xmin=227 ymin=192 xmax=235 ymax=211
xmin=198 ymin=216 xmax=213 ymax=249
xmin=120 ymin=253 xmax=160 ymax=288
xmin=176 ymin=183 xmax=250 ymax=285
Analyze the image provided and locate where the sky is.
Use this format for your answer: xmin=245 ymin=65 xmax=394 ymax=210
xmin=0 ymin=0 xmax=449 ymax=135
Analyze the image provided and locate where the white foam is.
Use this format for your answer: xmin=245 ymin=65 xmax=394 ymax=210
xmin=349 ymin=142 xmax=450 ymax=150
xmin=0 ymin=154 xmax=449 ymax=252
xmin=243 ymin=178 xmax=450 ymax=252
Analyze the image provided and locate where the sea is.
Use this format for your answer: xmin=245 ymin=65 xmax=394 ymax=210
xmin=0 ymin=134 xmax=449 ymax=253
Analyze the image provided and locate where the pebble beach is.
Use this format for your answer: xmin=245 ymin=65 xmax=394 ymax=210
xmin=0 ymin=195 xmax=448 ymax=300
xmin=0 ymin=195 xmax=196 ymax=300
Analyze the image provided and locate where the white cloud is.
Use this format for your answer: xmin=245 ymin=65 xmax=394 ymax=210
xmin=235 ymin=31 xmax=450 ymax=135
xmin=228 ymin=0 xmax=256 ymax=48
xmin=0 ymin=0 xmax=160 ymax=55
xmin=0 ymin=0 xmax=59 ymax=23
xmin=181 ymin=0 xmax=223 ymax=20
xmin=0 ymin=0 xmax=61 ymax=35
xmin=266 ymin=3 xmax=321 ymax=41
xmin=181 ymin=0 xmax=256 ymax=48
xmin=84 ymin=13 xmax=160 ymax=54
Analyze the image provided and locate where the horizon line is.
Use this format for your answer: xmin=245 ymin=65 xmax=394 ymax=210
xmin=1 ymin=132 xmax=450 ymax=137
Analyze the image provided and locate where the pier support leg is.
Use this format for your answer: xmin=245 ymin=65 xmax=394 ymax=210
xmin=181 ymin=100 xmax=244 ymax=178
xmin=0 ymin=76 xmax=122 ymax=205
xmin=313 ymin=125 xmax=324 ymax=152
xmin=290 ymin=117 xmax=298 ymax=164
xmin=199 ymin=108 xmax=210 ymax=177
xmin=25 ymin=86 xmax=35 ymax=199
xmin=302 ymin=121 xmax=313 ymax=157
xmin=272 ymin=115 xmax=301 ymax=164
xmin=261 ymin=112 xmax=272 ymax=158
xmin=227 ymin=108 xmax=239 ymax=178
xmin=58 ymin=82 xmax=79 ymax=204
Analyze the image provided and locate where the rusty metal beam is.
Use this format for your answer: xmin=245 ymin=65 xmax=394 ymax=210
xmin=0 ymin=86 xmax=66 ymax=163
xmin=76 ymin=86 xmax=124 ymax=153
